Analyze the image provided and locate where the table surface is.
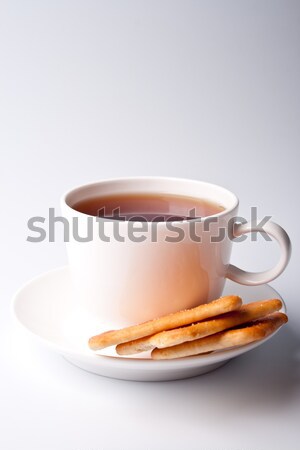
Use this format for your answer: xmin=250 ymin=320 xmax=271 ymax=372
xmin=1 ymin=1 xmax=299 ymax=449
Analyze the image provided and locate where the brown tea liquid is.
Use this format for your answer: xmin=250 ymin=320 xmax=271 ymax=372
xmin=72 ymin=193 xmax=224 ymax=221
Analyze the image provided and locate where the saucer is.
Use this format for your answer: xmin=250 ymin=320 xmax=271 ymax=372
xmin=12 ymin=266 xmax=286 ymax=381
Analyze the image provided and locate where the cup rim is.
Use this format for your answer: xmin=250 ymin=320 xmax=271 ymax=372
xmin=61 ymin=176 xmax=239 ymax=223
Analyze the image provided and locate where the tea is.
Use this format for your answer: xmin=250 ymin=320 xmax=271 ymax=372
xmin=72 ymin=193 xmax=224 ymax=221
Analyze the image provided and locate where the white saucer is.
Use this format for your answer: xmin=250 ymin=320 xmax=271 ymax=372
xmin=12 ymin=266 xmax=286 ymax=381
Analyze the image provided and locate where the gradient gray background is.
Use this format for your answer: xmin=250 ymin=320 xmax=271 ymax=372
xmin=0 ymin=1 xmax=299 ymax=449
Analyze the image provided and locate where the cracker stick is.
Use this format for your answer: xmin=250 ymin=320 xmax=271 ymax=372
xmin=88 ymin=295 xmax=242 ymax=350
xmin=151 ymin=312 xmax=288 ymax=359
xmin=116 ymin=299 xmax=282 ymax=355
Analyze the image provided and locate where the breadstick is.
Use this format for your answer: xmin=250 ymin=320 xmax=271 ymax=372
xmin=88 ymin=295 xmax=242 ymax=350
xmin=151 ymin=312 xmax=288 ymax=359
xmin=116 ymin=299 xmax=282 ymax=355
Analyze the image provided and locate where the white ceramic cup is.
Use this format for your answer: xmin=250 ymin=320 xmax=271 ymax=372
xmin=61 ymin=177 xmax=291 ymax=326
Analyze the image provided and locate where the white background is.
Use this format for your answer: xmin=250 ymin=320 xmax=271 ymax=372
xmin=0 ymin=1 xmax=299 ymax=449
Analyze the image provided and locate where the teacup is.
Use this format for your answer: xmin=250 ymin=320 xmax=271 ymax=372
xmin=61 ymin=177 xmax=291 ymax=326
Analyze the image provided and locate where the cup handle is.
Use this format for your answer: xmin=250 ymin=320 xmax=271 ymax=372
xmin=227 ymin=220 xmax=291 ymax=286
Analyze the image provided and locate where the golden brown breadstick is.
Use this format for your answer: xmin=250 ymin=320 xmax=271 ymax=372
xmin=151 ymin=312 xmax=288 ymax=359
xmin=116 ymin=299 xmax=282 ymax=355
xmin=88 ymin=295 xmax=242 ymax=350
